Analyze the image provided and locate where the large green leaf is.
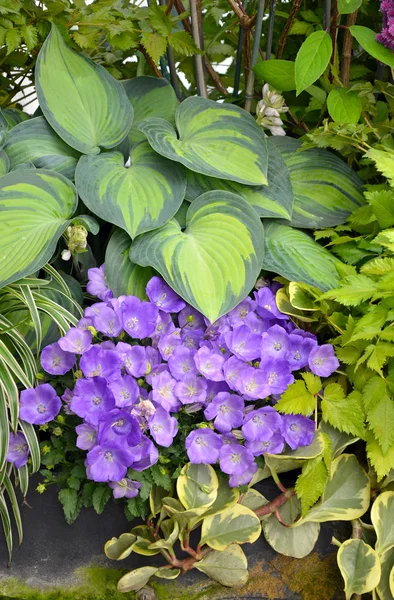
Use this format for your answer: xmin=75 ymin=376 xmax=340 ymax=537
xmin=295 ymin=30 xmax=332 ymax=95
xmin=0 ymin=151 xmax=9 ymax=177
xmin=122 ymin=76 xmax=178 ymax=145
xmin=263 ymin=222 xmax=342 ymax=291
xmin=130 ymin=192 xmax=264 ymax=322
xmin=139 ymin=96 xmax=268 ymax=186
xmin=105 ymin=228 xmax=154 ymax=300
xmin=177 ymin=463 xmax=218 ymax=511
xmin=36 ymin=25 xmax=133 ymax=155
xmin=185 ymin=140 xmax=293 ymax=220
xmin=0 ymin=170 xmax=77 ymax=288
xmin=253 ymin=59 xmax=296 ymax=92
xmin=4 ymin=117 xmax=81 ymax=180
xmin=349 ymin=26 xmax=394 ymax=69
xmin=300 ymin=454 xmax=370 ymax=523
xmin=371 ymin=491 xmax=394 ymax=555
xmin=271 ymin=137 xmax=364 ymax=228
xmin=200 ymin=504 xmax=261 ymax=551
xmin=327 ymin=88 xmax=362 ymax=124
xmin=194 ymin=544 xmax=248 ymax=587
xmin=75 ymin=142 xmax=186 ymax=238
xmin=337 ymin=539 xmax=381 ymax=600
xmin=3 ymin=108 xmax=29 ymax=129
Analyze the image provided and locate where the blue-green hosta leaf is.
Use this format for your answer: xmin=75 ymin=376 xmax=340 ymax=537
xmin=105 ymin=228 xmax=154 ymax=300
xmin=263 ymin=223 xmax=342 ymax=291
xmin=4 ymin=117 xmax=81 ymax=180
xmin=185 ymin=140 xmax=293 ymax=220
xmin=139 ymin=96 xmax=268 ymax=186
xmin=337 ymin=539 xmax=381 ymax=600
xmin=36 ymin=25 xmax=133 ymax=155
xmin=3 ymin=108 xmax=29 ymax=129
xmin=123 ymin=76 xmax=178 ymax=145
xmin=0 ymin=170 xmax=77 ymax=288
xmin=75 ymin=142 xmax=186 ymax=238
xmin=0 ymin=150 xmax=9 ymax=177
xmin=129 ymin=192 xmax=264 ymax=322
xmin=271 ymin=137 xmax=364 ymax=228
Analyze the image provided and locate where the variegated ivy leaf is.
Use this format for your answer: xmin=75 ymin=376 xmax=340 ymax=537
xmin=0 ymin=170 xmax=77 ymax=288
xmin=177 ymin=463 xmax=218 ymax=511
xmin=185 ymin=139 xmax=293 ymax=220
xmin=371 ymin=491 xmax=394 ymax=555
xmin=377 ymin=550 xmax=394 ymax=600
xmin=200 ymin=504 xmax=261 ymax=551
xmin=194 ymin=544 xmax=248 ymax=587
xmin=122 ymin=76 xmax=178 ymax=146
xmin=36 ymin=25 xmax=133 ymax=155
xmin=129 ymin=191 xmax=264 ymax=322
xmin=271 ymin=137 xmax=364 ymax=228
xmin=337 ymin=539 xmax=381 ymax=600
xmin=4 ymin=116 xmax=81 ymax=180
xmin=139 ymin=96 xmax=268 ymax=186
xmin=75 ymin=142 xmax=186 ymax=239
xmin=104 ymin=533 xmax=137 ymax=561
xmin=117 ymin=566 xmax=159 ymax=593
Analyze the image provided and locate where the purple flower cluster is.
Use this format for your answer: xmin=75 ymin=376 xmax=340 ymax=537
xmin=10 ymin=269 xmax=339 ymax=495
xmin=377 ymin=0 xmax=394 ymax=51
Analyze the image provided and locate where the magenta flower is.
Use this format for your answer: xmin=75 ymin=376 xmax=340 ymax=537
xmin=168 ymin=347 xmax=197 ymax=380
xmin=75 ymin=423 xmax=97 ymax=451
xmin=174 ymin=375 xmax=207 ymax=404
xmin=19 ymin=384 xmax=61 ymax=425
xmin=120 ymin=296 xmax=158 ymax=339
xmin=185 ymin=429 xmax=222 ymax=464
xmin=148 ymin=406 xmax=178 ymax=447
xmin=282 ymin=414 xmax=315 ymax=450
xmin=242 ymin=407 xmax=282 ymax=442
xmin=80 ymin=346 xmax=122 ymax=380
xmin=109 ymin=478 xmax=142 ymax=499
xmin=308 ymin=345 xmax=339 ymax=377
xmin=87 ymin=264 xmax=113 ymax=301
xmin=109 ymin=375 xmax=139 ymax=408
xmin=6 ymin=432 xmax=29 ymax=468
xmin=58 ymin=328 xmax=92 ymax=354
xmin=219 ymin=444 xmax=255 ymax=475
xmin=146 ymin=276 xmax=186 ymax=313
xmin=377 ymin=0 xmax=394 ymax=51
xmin=70 ymin=377 xmax=115 ymax=426
xmin=40 ymin=342 xmax=76 ymax=375
xmin=194 ymin=346 xmax=225 ymax=382
xmin=204 ymin=392 xmax=244 ymax=433
xmin=85 ymin=445 xmax=132 ymax=482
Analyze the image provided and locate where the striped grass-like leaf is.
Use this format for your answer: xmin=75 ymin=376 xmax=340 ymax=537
xmin=0 ymin=150 xmax=9 ymax=177
xmin=19 ymin=421 xmax=40 ymax=473
xmin=3 ymin=473 xmax=22 ymax=545
xmin=0 ymin=170 xmax=77 ymax=288
xmin=0 ymin=491 xmax=12 ymax=561
xmin=36 ymin=25 xmax=133 ymax=155
xmin=105 ymin=229 xmax=154 ymax=299
xmin=0 ymin=388 xmax=8 ymax=475
xmin=185 ymin=140 xmax=293 ymax=220
xmin=271 ymin=137 xmax=364 ymax=228
xmin=123 ymin=76 xmax=178 ymax=146
xmin=17 ymin=465 xmax=29 ymax=497
xmin=4 ymin=117 xmax=81 ymax=180
xmin=337 ymin=539 xmax=381 ymax=600
xmin=139 ymin=96 xmax=268 ymax=186
xmin=75 ymin=142 xmax=186 ymax=239
xmin=263 ymin=223 xmax=342 ymax=291
xmin=0 ymin=362 xmax=19 ymax=430
xmin=130 ymin=192 xmax=264 ymax=322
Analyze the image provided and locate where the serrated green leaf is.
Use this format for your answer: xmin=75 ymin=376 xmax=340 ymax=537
xmin=367 ymin=393 xmax=394 ymax=453
xmin=295 ymin=30 xmax=332 ymax=95
xmin=322 ymin=389 xmax=365 ymax=438
xmin=366 ymin=431 xmax=394 ymax=481
xmin=5 ymin=28 xmax=21 ymax=54
xmin=296 ymin=457 xmax=328 ymax=516
xmin=92 ymin=485 xmax=112 ymax=514
xmin=361 ymin=257 xmax=394 ymax=276
xmin=365 ymin=190 xmax=394 ymax=228
xmin=338 ymin=0 xmax=362 ymax=13
xmin=58 ymin=488 xmax=80 ymax=524
xmin=275 ymin=380 xmax=316 ymax=416
xmin=21 ymin=24 xmax=37 ymax=50
xmin=168 ymin=31 xmax=199 ymax=55
xmin=141 ymin=32 xmax=167 ymax=63
xmin=302 ymin=372 xmax=322 ymax=395
xmin=322 ymin=274 xmax=377 ymax=306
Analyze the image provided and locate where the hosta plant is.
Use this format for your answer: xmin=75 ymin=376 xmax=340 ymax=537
xmin=0 ymin=24 xmax=366 ymax=321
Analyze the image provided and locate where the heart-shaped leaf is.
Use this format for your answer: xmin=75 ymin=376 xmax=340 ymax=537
xmin=4 ymin=116 xmax=81 ymax=180
xmin=253 ymin=59 xmax=296 ymax=91
xmin=123 ymin=76 xmax=178 ymax=145
xmin=200 ymin=504 xmax=261 ymax=551
xmin=271 ymin=137 xmax=364 ymax=228
xmin=75 ymin=142 xmax=186 ymax=238
xmin=139 ymin=96 xmax=268 ymax=186
xmin=130 ymin=191 xmax=264 ymax=322
xmin=36 ymin=25 xmax=133 ymax=154
xmin=337 ymin=539 xmax=381 ymax=600
xmin=185 ymin=139 xmax=293 ymax=220
xmin=327 ymin=88 xmax=362 ymax=124
xmin=105 ymin=228 xmax=154 ymax=299
xmin=0 ymin=170 xmax=77 ymax=288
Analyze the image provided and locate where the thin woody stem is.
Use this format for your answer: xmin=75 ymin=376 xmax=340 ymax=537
xmin=276 ymin=0 xmax=303 ymax=59
xmin=341 ymin=10 xmax=358 ymax=86
xmin=254 ymin=489 xmax=295 ymax=517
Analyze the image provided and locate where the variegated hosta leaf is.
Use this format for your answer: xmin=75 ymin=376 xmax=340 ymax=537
xmin=371 ymin=491 xmax=394 ymax=555
xmin=129 ymin=192 xmax=264 ymax=322
xmin=4 ymin=117 xmax=81 ymax=180
xmin=76 ymin=142 xmax=186 ymax=238
xmin=177 ymin=463 xmax=218 ymax=511
xmin=200 ymin=504 xmax=261 ymax=551
xmin=105 ymin=228 xmax=154 ymax=300
xmin=0 ymin=150 xmax=9 ymax=177
xmin=123 ymin=76 xmax=178 ymax=146
xmin=36 ymin=25 xmax=133 ymax=155
xmin=0 ymin=170 xmax=77 ymax=288
xmin=263 ymin=222 xmax=342 ymax=291
xmin=300 ymin=454 xmax=370 ymax=523
xmin=271 ymin=137 xmax=364 ymax=228
xmin=185 ymin=140 xmax=293 ymax=220
xmin=263 ymin=495 xmax=320 ymax=558
xmin=195 ymin=544 xmax=248 ymax=587
xmin=139 ymin=96 xmax=268 ymax=186
xmin=337 ymin=539 xmax=381 ymax=600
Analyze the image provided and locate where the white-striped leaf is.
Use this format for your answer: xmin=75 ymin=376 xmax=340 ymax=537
xmin=122 ymin=76 xmax=178 ymax=146
xmin=271 ymin=137 xmax=364 ymax=228
xmin=337 ymin=539 xmax=381 ymax=600
xmin=301 ymin=454 xmax=370 ymax=523
xmin=185 ymin=139 xmax=293 ymax=220
xmin=4 ymin=117 xmax=81 ymax=180
xmin=105 ymin=228 xmax=155 ymax=299
xmin=75 ymin=142 xmax=186 ymax=238
xmin=0 ymin=170 xmax=77 ymax=287
xmin=263 ymin=223 xmax=343 ymax=291
xmin=130 ymin=192 xmax=264 ymax=322
xmin=371 ymin=491 xmax=394 ymax=555
xmin=0 ymin=150 xmax=9 ymax=177
xmin=139 ymin=96 xmax=268 ymax=186
xmin=36 ymin=25 xmax=133 ymax=155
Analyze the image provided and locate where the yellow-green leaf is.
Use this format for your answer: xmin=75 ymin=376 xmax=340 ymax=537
xmin=295 ymin=30 xmax=332 ymax=95
xmin=104 ymin=533 xmax=137 ymax=560
xmin=117 ymin=566 xmax=158 ymax=593
xmin=371 ymin=491 xmax=394 ymax=555
xmin=200 ymin=504 xmax=261 ymax=551
xmin=177 ymin=463 xmax=218 ymax=511
xmin=337 ymin=539 xmax=381 ymax=600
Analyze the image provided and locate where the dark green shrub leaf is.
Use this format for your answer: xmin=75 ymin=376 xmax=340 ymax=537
xmin=92 ymin=485 xmax=112 ymax=514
